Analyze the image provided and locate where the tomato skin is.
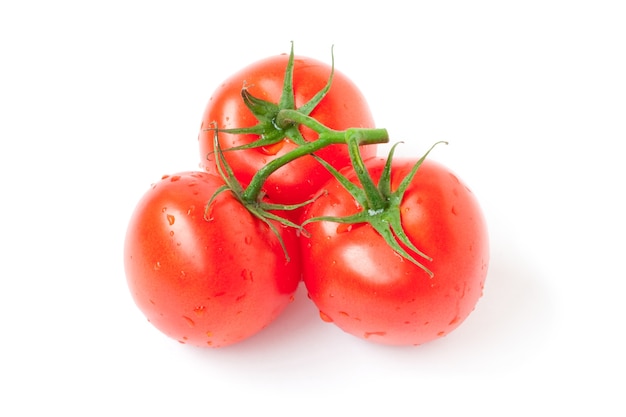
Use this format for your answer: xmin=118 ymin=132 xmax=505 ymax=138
xmin=198 ymin=53 xmax=377 ymax=207
xmin=300 ymin=158 xmax=489 ymax=346
xmin=124 ymin=172 xmax=301 ymax=348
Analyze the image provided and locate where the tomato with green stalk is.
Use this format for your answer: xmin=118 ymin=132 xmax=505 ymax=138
xmin=300 ymin=139 xmax=490 ymax=346
xmin=198 ymin=43 xmax=378 ymax=214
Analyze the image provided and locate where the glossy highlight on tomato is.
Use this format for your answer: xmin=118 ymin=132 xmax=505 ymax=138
xmin=124 ymin=171 xmax=301 ymax=348
xmin=198 ymin=53 xmax=378 ymax=207
xmin=300 ymin=158 xmax=489 ymax=346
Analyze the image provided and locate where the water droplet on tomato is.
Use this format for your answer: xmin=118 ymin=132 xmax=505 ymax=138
xmin=336 ymin=223 xmax=352 ymax=234
xmin=193 ymin=306 xmax=205 ymax=316
xmin=449 ymin=316 xmax=461 ymax=325
xmin=319 ymin=311 xmax=333 ymax=323
xmin=260 ymin=140 xmax=285 ymax=155
xmin=167 ymin=214 xmax=175 ymax=225
xmin=170 ymin=175 xmax=181 ymax=182
xmin=241 ymin=269 xmax=254 ymax=282
xmin=153 ymin=261 xmax=161 ymax=270
xmin=244 ymin=235 xmax=252 ymax=245
xmin=182 ymin=316 xmax=195 ymax=327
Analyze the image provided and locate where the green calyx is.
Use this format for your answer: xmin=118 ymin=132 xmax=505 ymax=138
xmin=303 ymin=137 xmax=448 ymax=277
xmin=205 ymin=127 xmax=310 ymax=263
xmin=214 ymin=41 xmax=335 ymax=149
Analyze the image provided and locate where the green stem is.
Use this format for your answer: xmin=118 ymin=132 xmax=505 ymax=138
xmin=242 ymin=125 xmax=388 ymax=202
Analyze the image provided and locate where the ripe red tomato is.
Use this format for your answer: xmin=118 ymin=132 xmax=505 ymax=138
xmin=198 ymin=52 xmax=377 ymax=207
xmin=300 ymin=158 xmax=489 ymax=346
xmin=124 ymin=171 xmax=301 ymax=348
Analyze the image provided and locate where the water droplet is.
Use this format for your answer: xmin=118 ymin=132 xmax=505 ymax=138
xmin=166 ymin=214 xmax=175 ymax=225
xmin=451 ymin=206 xmax=457 ymax=216
xmin=235 ymin=294 xmax=246 ymax=302
xmin=193 ymin=306 xmax=205 ymax=316
xmin=244 ymin=235 xmax=252 ymax=245
xmin=182 ymin=316 xmax=195 ymax=327
xmin=319 ymin=311 xmax=333 ymax=322
xmin=336 ymin=223 xmax=352 ymax=234
xmin=169 ymin=230 xmax=175 ymax=236
xmin=161 ymin=207 xmax=167 ymax=213
xmin=260 ymin=141 xmax=285 ymax=155
xmin=206 ymin=331 xmax=213 ymax=337
xmin=170 ymin=175 xmax=181 ymax=182
xmin=241 ymin=269 xmax=254 ymax=282
xmin=449 ymin=316 xmax=460 ymax=325
xmin=186 ymin=205 xmax=196 ymax=215
xmin=153 ymin=261 xmax=161 ymax=270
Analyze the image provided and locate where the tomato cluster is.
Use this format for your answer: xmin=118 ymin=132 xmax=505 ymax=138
xmin=124 ymin=45 xmax=489 ymax=348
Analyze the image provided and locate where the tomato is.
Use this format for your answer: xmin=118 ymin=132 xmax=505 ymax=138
xmin=299 ymin=158 xmax=489 ymax=346
xmin=124 ymin=171 xmax=301 ymax=348
xmin=198 ymin=52 xmax=378 ymax=208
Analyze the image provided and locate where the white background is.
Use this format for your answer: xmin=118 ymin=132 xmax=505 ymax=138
xmin=2 ymin=0 xmax=624 ymax=415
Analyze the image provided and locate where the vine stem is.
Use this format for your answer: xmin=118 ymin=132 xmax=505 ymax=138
xmin=241 ymin=109 xmax=388 ymax=203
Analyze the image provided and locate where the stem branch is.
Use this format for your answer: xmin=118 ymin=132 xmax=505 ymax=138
xmin=242 ymin=126 xmax=388 ymax=202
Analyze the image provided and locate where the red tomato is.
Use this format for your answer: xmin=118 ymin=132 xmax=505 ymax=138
xmin=300 ymin=158 xmax=489 ymax=346
xmin=198 ymin=53 xmax=377 ymax=207
xmin=124 ymin=172 xmax=301 ymax=348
